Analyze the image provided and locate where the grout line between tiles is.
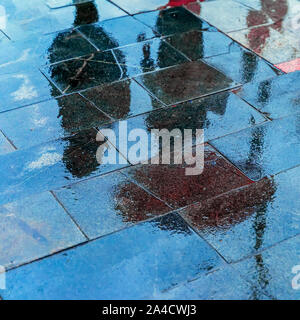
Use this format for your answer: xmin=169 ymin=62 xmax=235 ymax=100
xmin=50 ymin=191 xmax=89 ymax=240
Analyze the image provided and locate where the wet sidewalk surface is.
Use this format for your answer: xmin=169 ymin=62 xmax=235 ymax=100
xmin=1 ymin=0 xmax=300 ymax=300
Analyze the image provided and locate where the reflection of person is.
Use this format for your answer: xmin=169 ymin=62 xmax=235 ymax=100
xmin=46 ymin=2 xmax=132 ymax=178
xmin=43 ymin=2 xmax=127 ymax=178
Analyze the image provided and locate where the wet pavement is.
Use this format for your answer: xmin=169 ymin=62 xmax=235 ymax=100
xmin=1 ymin=0 xmax=300 ymax=300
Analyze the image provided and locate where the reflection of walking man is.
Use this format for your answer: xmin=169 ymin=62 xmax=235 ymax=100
xmin=47 ymin=2 xmax=130 ymax=178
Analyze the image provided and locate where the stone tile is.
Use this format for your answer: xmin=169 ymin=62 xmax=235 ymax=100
xmin=108 ymin=0 xmax=173 ymax=14
xmin=134 ymin=6 xmax=213 ymax=36
xmin=0 ymin=37 xmax=48 ymax=74
xmin=211 ymin=116 xmax=300 ymax=181
xmin=181 ymin=166 xmax=300 ymax=262
xmin=78 ymin=15 xmax=157 ymax=51
xmin=112 ymin=38 xmax=188 ymax=77
xmin=204 ymin=47 xmax=282 ymax=84
xmin=0 ymin=94 xmax=111 ymax=149
xmin=150 ymin=266 xmax=270 ymax=300
xmin=81 ymin=79 xmax=163 ymax=120
xmin=46 ymin=0 xmax=126 ymax=22
xmin=0 ymin=191 xmax=85 ymax=270
xmin=0 ymin=129 xmax=128 ymax=206
xmin=228 ymin=22 xmax=300 ymax=64
xmin=0 ymin=71 xmax=61 ymax=113
xmin=54 ymin=171 xmax=170 ymax=239
xmin=3 ymin=5 xmax=77 ymax=40
xmin=0 ymin=132 xmax=15 ymax=155
xmin=134 ymin=61 xmax=237 ymax=106
xmin=164 ymin=29 xmax=235 ymax=61
xmin=46 ymin=0 xmax=93 ymax=9
xmin=3 ymin=0 xmax=125 ymax=39
xmin=234 ymin=0 xmax=262 ymax=10
xmin=0 ymin=31 xmax=96 ymax=74
xmin=233 ymin=235 xmax=300 ymax=300
xmin=1 ymin=0 xmax=49 ymax=23
xmin=276 ymin=58 xmax=300 ymax=73
xmin=236 ymin=71 xmax=300 ymax=119
xmin=98 ymin=91 xmax=266 ymax=163
xmin=42 ymin=51 xmax=127 ymax=93
xmin=0 ymin=213 xmax=225 ymax=299
xmin=122 ymin=144 xmax=252 ymax=209
xmin=236 ymin=0 xmax=298 ymax=23
xmin=188 ymin=0 xmax=272 ymax=32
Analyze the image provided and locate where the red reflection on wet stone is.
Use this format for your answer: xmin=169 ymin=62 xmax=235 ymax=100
xmin=181 ymin=177 xmax=276 ymax=231
xmin=123 ymin=145 xmax=253 ymax=209
xmin=184 ymin=1 xmax=202 ymax=15
xmin=160 ymin=0 xmax=203 ymax=13
xmin=275 ymin=58 xmax=300 ymax=73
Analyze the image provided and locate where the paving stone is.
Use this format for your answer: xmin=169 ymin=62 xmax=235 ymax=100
xmin=78 ymin=15 xmax=157 ymax=51
xmin=150 ymin=266 xmax=270 ymax=300
xmin=0 ymin=132 xmax=14 ymax=155
xmin=134 ymin=6 xmax=213 ymax=36
xmin=228 ymin=22 xmax=300 ymax=64
xmin=42 ymin=51 xmax=128 ymax=93
xmin=134 ymin=60 xmax=237 ymax=105
xmin=0 ymin=213 xmax=225 ymax=299
xmin=112 ymin=38 xmax=188 ymax=77
xmin=187 ymin=0 xmax=272 ymax=32
xmin=211 ymin=116 xmax=300 ymax=181
xmin=0 ymin=31 xmax=96 ymax=74
xmin=0 ymin=94 xmax=111 ymax=149
xmin=233 ymin=235 xmax=300 ymax=300
xmin=81 ymin=79 xmax=163 ymax=120
xmin=180 ymin=166 xmax=300 ymax=262
xmin=164 ymin=29 xmax=235 ymax=60
xmin=0 ymin=191 xmax=85 ymax=270
xmin=122 ymin=144 xmax=252 ymax=209
xmin=0 ymin=129 xmax=128 ymax=206
xmin=236 ymin=71 xmax=300 ymax=119
xmin=276 ymin=58 xmax=300 ymax=73
xmin=46 ymin=0 xmax=126 ymax=22
xmin=4 ymin=1 xmax=125 ymax=40
xmin=0 ymin=71 xmax=61 ymax=113
xmin=204 ymin=47 xmax=282 ymax=84
xmin=3 ymin=5 xmax=77 ymax=39
xmin=236 ymin=0 xmax=297 ymax=23
xmin=0 ymin=37 xmax=50 ymax=74
xmin=54 ymin=171 xmax=170 ymax=239
xmin=46 ymin=0 xmax=93 ymax=9
xmin=108 ymin=0 xmax=174 ymax=14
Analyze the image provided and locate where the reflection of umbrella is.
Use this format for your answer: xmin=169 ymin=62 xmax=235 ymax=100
xmin=158 ymin=0 xmax=205 ymax=10
xmin=183 ymin=177 xmax=276 ymax=231
xmin=115 ymin=167 xmax=275 ymax=231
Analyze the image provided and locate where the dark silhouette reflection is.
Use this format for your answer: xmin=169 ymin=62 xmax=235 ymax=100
xmin=73 ymin=1 xmax=99 ymax=26
xmin=145 ymin=92 xmax=228 ymax=131
xmin=48 ymin=4 xmax=209 ymax=180
xmin=46 ymin=2 xmax=131 ymax=178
